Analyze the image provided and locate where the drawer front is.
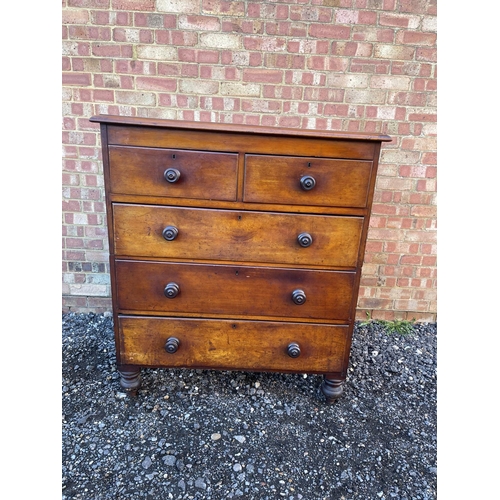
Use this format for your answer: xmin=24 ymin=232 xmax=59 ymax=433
xmin=118 ymin=316 xmax=348 ymax=373
xmin=244 ymin=154 xmax=372 ymax=208
xmin=113 ymin=204 xmax=363 ymax=268
xmin=108 ymin=146 xmax=238 ymax=201
xmin=115 ymin=260 xmax=355 ymax=321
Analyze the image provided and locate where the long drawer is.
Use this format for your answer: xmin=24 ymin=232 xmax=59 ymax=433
xmin=115 ymin=260 xmax=356 ymax=321
xmin=118 ymin=316 xmax=349 ymax=373
xmin=113 ymin=204 xmax=363 ymax=268
xmin=244 ymin=154 xmax=373 ymax=208
xmin=108 ymin=146 xmax=238 ymax=201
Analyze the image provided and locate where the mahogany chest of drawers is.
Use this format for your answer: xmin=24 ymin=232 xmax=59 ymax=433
xmin=90 ymin=115 xmax=390 ymax=403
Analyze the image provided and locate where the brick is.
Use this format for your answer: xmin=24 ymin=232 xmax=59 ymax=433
xmin=242 ymin=100 xmax=281 ymax=113
xmin=309 ymin=24 xmax=351 ymax=39
xmin=67 ymin=0 xmax=109 ymax=7
xmin=62 ymin=296 xmax=88 ymax=309
xmin=278 ymin=116 xmax=301 ymax=128
xmin=344 ymin=89 xmax=386 ymax=104
xmin=379 ymin=13 xmax=420 ymax=28
xmin=374 ymin=44 xmax=415 ymax=60
xmin=353 ymin=26 xmax=394 ymax=43
xmin=111 ymin=0 xmax=154 ymax=10
xmin=92 ymin=43 xmax=132 ymax=58
xmin=157 ymin=0 xmax=199 ymax=14
xmin=180 ymin=80 xmax=219 ymax=94
xmin=136 ymin=76 xmax=177 ymax=91
xmin=370 ymin=75 xmax=411 ymax=90
xmin=202 ymin=0 xmax=245 ymax=16
xmin=86 ymin=297 xmax=113 ymax=311
xmin=263 ymin=85 xmax=302 ymax=100
xmin=304 ymin=88 xmax=344 ymax=102
xmin=288 ymin=39 xmax=329 ymax=54
xmin=199 ymin=32 xmax=240 ymax=49
xmin=134 ymin=12 xmax=174 ymax=27
xmin=62 ymin=41 xmax=90 ymax=56
xmin=62 ymin=9 xmax=90 ymax=24
xmin=115 ymin=91 xmax=156 ymax=105
xmin=328 ymin=74 xmax=369 ymax=88
xmin=162 ymin=31 xmax=198 ymax=46
xmin=416 ymin=47 xmax=437 ymax=62
xmin=335 ymin=9 xmax=359 ymax=24
xmin=179 ymin=15 xmax=220 ymax=31
xmin=410 ymin=205 xmax=437 ymax=218
xmin=358 ymin=298 xmax=393 ymax=310
xmin=69 ymin=284 xmax=109 ymax=296
xmin=398 ymin=30 xmax=437 ymax=46
xmin=399 ymin=0 xmax=429 ymax=14
xmin=244 ymin=69 xmax=283 ymax=84
xmin=351 ymin=58 xmax=391 ymax=74
xmin=244 ymin=36 xmax=287 ymax=52
xmin=388 ymin=91 xmax=426 ymax=106
xmin=136 ymin=45 xmax=176 ymax=60
xmin=332 ymin=41 xmax=373 ymax=57
xmin=422 ymin=16 xmax=437 ymax=32
xmin=69 ymin=26 xmax=111 ymax=40
xmin=220 ymin=82 xmax=261 ymax=97
xmin=285 ymin=70 xmax=322 ymax=87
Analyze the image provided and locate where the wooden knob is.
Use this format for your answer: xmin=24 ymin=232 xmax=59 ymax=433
xmin=300 ymin=175 xmax=316 ymax=191
xmin=297 ymin=232 xmax=313 ymax=247
xmin=165 ymin=337 xmax=180 ymax=354
xmin=287 ymin=342 xmax=301 ymax=358
xmin=164 ymin=168 xmax=181 ymax=183
xmin=292 ymin=289 xmax=306 ymax=305
xmin=164 ymin=282 xmax=180 ymax=298
xmin=162 ymin=225 xmax=178 ymax=241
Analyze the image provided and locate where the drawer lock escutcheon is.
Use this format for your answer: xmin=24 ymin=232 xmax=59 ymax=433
xmin=164 ymin=282 xmax=180 ymax=298
xmin=287 ymin=342 xmax=301 ymax=358
xmin=165 ymin=337 xmax=180 ymax=354
xmin=164 ymin=168 xmax=181 ymax=183
xmin=300 ymin=175 xmax=316 ymax=191
xmin=291 ymin=289 xmax=306 ymax=305
xmin=162 ymin=225 xmax=179 ymax=241
xmin=297 ymin=232 xmax=313 ymax=248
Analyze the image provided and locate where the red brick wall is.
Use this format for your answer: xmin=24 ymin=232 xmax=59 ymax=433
xmin=62 ymin=0 xmax=437 ymax=322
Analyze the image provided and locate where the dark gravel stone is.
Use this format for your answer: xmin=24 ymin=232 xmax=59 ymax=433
xmin=62 ymin=312 xmax=437 ymax=499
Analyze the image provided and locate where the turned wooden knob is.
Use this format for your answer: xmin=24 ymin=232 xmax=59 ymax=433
xmin=292 ymin=289 xmax=306 ymax=305
xmin=162 ymin=225 xmax=179 ymax=241
xmin=287 ymin=342 xmax=301 ymax=358
xmin=164 ymin=282 xmax=180 ymax=298
xmin=164 ymin=168 xmax=181 ymax=183
xmin=297 ymin=232 xmax=313 ymax=247
xmin=165 ymin=337 xmax=180 ymax=354
xmin=300 ymin=175 xmax=316 ymax=191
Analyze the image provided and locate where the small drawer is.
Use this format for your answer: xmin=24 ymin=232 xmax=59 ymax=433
xmin=244 ymin=154 xmax=372 ymax=208
xmin=108 ymin=146 xmax=238 ymax=201
xmin=118 ymin=316 xmax=348 ymax=373
xmin=115 ymin=260 xmax=356 ymax=322
xmin=113 ymin=204 xmax=363 ymax=268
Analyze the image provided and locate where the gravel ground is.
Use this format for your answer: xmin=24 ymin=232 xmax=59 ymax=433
xmin=62 ymin=313 xmax=437 ymax=500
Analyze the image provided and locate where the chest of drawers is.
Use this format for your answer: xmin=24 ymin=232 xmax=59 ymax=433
xmin=90 ymin=115 xmax=390 ymax=403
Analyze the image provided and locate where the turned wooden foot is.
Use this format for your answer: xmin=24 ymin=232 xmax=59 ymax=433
xmin=321 ymin=376 xmax=344 ymax=404
xmin=117 ymin=365 xmax=141 ymax=396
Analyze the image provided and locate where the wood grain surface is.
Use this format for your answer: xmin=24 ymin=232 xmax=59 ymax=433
xmin=115 ymin=260 xmax=355 ymax=321
xmin=118 ymin=316 xmax=348 ymax=373
xmin=113 ymin=204 xmax=364 ymax=268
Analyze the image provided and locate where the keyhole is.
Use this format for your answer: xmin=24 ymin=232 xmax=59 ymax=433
xmin=172 ymin=154 xmax=176 ymax=159
xmin=238 ymin=215 xmax=242 ymax=220
xmin=235 ymin=270 xmax=239 ymax=276
xmin=308 ymin=162 xmax=311 ymax=168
